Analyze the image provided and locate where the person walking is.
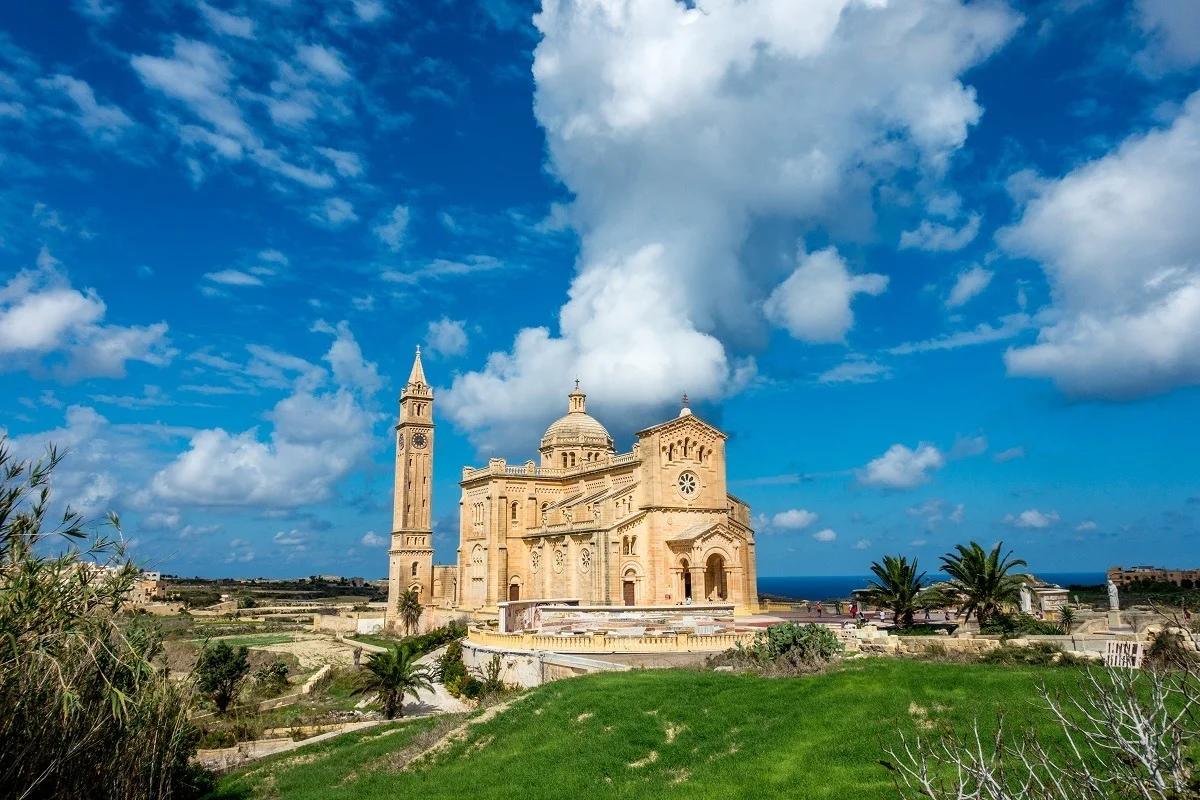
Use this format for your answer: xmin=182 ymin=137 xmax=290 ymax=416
xmin=816 ymin=602 xmax=823 ymax=618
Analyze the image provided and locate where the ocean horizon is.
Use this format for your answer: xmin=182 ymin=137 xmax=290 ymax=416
xmin=757 ymin=572 xmax=1108 ymax=601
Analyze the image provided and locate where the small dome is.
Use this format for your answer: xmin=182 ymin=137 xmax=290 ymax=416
xmin=539 ymin=382 xmax=615 ymax=453
xmin=541 ymin=412 xmax=614 ymax=450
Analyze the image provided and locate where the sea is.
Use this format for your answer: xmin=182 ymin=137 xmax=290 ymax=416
xmin=757 ymin=572 xmax=1108 ymax=602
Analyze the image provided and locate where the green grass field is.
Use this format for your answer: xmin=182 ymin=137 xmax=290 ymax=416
xmin=200 ymin=633 xmax=298 ymax=648
xmin=210 ymin=659 xmax=1083 ymax=800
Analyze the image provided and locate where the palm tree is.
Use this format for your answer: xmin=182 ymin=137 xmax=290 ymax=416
xmin=354 ymin=645 xmax=434 ymax=719
xmin=1059 ymin=605 xmax=1076 ymax=634
xmin=939 ymin=542 xmax=1027 ymax=628
xmin=862 ymin=555 xmax=927 ymax=628
xmin=398 ymin=588 xmax=423 ymax=636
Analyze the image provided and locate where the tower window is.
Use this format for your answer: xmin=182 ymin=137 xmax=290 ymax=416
xmin=511 ymin=501 xmax=519 ymax=523
xmin=411 ymin=562 xmax=418 ymax=577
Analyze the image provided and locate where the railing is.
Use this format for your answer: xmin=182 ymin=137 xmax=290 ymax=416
xmin=462 ymin=453 xmax=639 ymax=482
xmin=467 ymin=627 xmax=755 ymax=653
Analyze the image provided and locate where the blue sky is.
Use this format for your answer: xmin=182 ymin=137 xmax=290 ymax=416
xmin=1 ymin=0 xmax=1198 ymax=579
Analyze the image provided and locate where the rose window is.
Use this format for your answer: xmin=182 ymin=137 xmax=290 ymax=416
xmin=530 ymin=550 xmax=540 ymax=572
xmin=580 ymin=549 xmax=591 ymax=572
xmin=553 ymin=549 xmax=565 ymax=573
xmin=678 ymin=471 xmax=698 ymax=497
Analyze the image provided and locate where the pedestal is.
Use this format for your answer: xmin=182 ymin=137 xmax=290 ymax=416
xmin=1108 ymin=610 xmax=1123 ymax=630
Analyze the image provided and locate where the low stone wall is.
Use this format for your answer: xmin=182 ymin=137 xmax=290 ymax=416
xmin=312 ymin=611 xmax=386 ymax=635
xmin=462 ymin=639 xmax=632 ymax=688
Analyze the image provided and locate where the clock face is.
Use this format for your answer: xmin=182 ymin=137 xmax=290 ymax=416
xmin=412 ymin=432 xmax=428 ymax=449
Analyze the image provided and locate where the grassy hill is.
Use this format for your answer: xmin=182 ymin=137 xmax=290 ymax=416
xmin=210 ymin=659 xmax=1083 ymax=800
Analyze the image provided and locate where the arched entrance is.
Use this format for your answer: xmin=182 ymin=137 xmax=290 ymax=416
xmin=704 ymin=553 xmax=727 ymax=601
xmin=508 ymin=581 xmax=520 ymax=602
xmin=680 ymin=558 xmax=693 ymax=602
xmin=623 ymin=568 xmax=637 ymax=606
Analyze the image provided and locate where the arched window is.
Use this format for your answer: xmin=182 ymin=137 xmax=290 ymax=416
xmin=511 ymin=501 xmax=519 ymax=523
xmin=630 ymin=535 xmax=637 ymax=555
xmin=569 ymin=452 xmax=576 ymax=467
xmin=667 ymin=443 xmax=674 ymax=461
xmin=622 ymin=536 xmax=629 ymax=556
xmin=562 ymin=453 xmax=568 ymax=468
xmin=698 ymin=446 xmax=705 ymax=463
xmin=411 ymin=562 xmax=418 ymax=577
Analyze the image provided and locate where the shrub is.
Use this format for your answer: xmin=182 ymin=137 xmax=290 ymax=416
xmin=0 ymin=439 xmax=208 ymax=799
xmin=1144 ymin=629 xmax=1196 ymax=672
xmin=979 ymin=642 xmax=1088 ymax=667
xmin=399 ymin=621 xmax=468 ymax=660
xmin=730 ymin=622 xmax=844 ymax=673
xmin=979 ymin=613 xmax=1063 ymax=637
xmin=252 ymin=659 xmax=291 ymax=697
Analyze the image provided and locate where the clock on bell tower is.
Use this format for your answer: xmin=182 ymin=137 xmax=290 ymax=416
xmin=386 ymin=346 xmax=435 ymax=630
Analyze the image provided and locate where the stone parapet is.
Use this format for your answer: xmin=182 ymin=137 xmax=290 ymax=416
xmin=468 ymin=626 xmax=755 ymax=654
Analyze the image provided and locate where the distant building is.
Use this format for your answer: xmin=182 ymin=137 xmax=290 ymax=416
xmin=1108 ymin=565 xmax=1200 ymax=587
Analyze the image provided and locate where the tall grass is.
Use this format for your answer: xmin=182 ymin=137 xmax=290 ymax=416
xmin=0 ymin=439 xmax=208 ymax=800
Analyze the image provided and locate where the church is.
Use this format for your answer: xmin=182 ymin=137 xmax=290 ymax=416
xmin=386 ymin=348 xmax=760 ymax=624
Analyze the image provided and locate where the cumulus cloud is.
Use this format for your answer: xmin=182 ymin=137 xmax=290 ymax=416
xmin=999 ymin=92 xmax=1200 ymax=400
xmin=1003 ymin=509 xmax=1060 ymax=529
xmin=443 ymin=0 xmax=1019 ymax=451
xmin=811 ymin=528 xmax=837 ymax=543
xmin=946 ymin=265 xmax=994 ymax=308
xmin=852 ymin=538 xmax=871 ymax=550
xmin=361 ymin=531 xmax=387 ymax=547
xmin=0 ymin=248 xmax=174 ymax=381
xmin=859 ymin=443 xmax=945 ymax=489
xmin=771 ymin=509 xmax=818 ymax=530
xmin=149 ymin=322 xmax=382 ymax=507
xmin=426 ymin=317 xmax=469 ymax=358
xmin=1135 ymin=0 xmax=1200 ymax=68
xmin=899 ymin=213 xmax=981 ymax=252
xmin=764 ymin=246 xmax=888 ymax=344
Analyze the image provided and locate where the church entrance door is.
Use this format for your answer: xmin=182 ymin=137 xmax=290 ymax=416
xmin=508 ymin=583 xmax=520 ymax=602
xmin=705 ymin=554 xmax=727 ymax=601
xmin=623 ymin=580 xmax=635 ymax=606
xmin=681 ymin=560 xmax=693 ymax=601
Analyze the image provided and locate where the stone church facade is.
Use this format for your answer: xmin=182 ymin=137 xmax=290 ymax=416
xmin=386 ymin=350 xmax=760 ymax=624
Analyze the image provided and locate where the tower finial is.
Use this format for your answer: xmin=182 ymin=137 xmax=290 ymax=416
xmin=682 ymin=391 xmax=689 ymax=407
xmin=407 ymin=344 xmax=427 ymax=386
xmin=574 ymin=377 xmax=580 ymax=391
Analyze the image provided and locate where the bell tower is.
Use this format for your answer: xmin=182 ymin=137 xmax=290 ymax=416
xmin=387 ymin=347 xmax=435 ymax=629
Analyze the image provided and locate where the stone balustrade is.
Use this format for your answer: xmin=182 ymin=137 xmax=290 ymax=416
xmin=468 ymin=627 xmax=756 ymax=654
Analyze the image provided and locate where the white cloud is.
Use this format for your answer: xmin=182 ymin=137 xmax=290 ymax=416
xmin=817 ymin=356 xmax=891 ymax=384
xmin=946 ymin=265 xmax=994 ymax=308
xmin=197 ymin=2 xmax=256 ymax=39
xmin=811 ymin=528 xmax=837 ymax=543
xmin=899 ymin=213 xmax=981 ymax=252
xmin=426 ymin=317 xmax=469 ymax=358
xmin=316 ymin=146 xmax=363 ymax=177
xmin=272 ymin=529 xmax=309 ymax=549
xmin=764 ymin=246 xmax=888 ymax=344
xmin=444 ymin=0 xmax=1019 ymax=451
xmin=72 ymin=0 xmax=118 ymax=22
xmin=296 ymin=44 xmax=352 ymax=84
xmin=771 ymin=509 xmax=818 ymax=530
xmin=361 ymin=531 xmax=387 ymax=547
xmin=993 ymin=446 xmax=1025 ymax=462
xmin=852 ymin=538 xmax=871 ymax=550
xmin=204 ymin=269 xmax=263 ymax=287
xmin=888 ymin=313 xmax=1035 ymax=355
xmin=312 ymin=197 xmax=358 ymax=227
xmin=149 ymin=322 xmax=381 ymax=507
xmin=1075 ymin=520 xmax=1098 ymax=531
xmin=859 ymin=443 xmax=945 ymax=489
xmin=39 ymin=74 xmax=134 ymax=142
xmin=948 ymin=434 xmax=987 ymax=459
xmin=0 ymin=248 xmax=174 ymax=381
xmin=907 ymin=498 xmax=945 ymax=530
xmin=1135 ymin=0 xmax=1200 ymax=68
xmin=999 ymin=92 xmax=1200 ymax=400
xmin=949 ymin=503 xmax=965 ymax=524
xmin=1003 ymin=509 xmax=1060 ymax=529
xmin=373 ymin=204 xmax=409 ymax=251
xmin=226 ymin=539 xmax=255 ymax=563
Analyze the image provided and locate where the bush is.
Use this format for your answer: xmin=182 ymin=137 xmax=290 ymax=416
xmin=730 ymin=622 xmax=843 ymax=674
xmin=979 ymin=613 xmax=1062 ymax=637
xmin=252 ymin=659 xmax=291 ymax=697
xmin=0 ymin=439 xmax=207 ymax=800
xmin=399 ymin=621 xmax=468 ymax=660
xmin=1144 ymin=629 xmax=1196 ymax=671
xmin=979 ymin=642 xmax=1087 ymax=667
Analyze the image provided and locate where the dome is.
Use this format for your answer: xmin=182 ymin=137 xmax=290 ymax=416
xmin=541 ymin=412 xmax=614 ymax=450
xmin=539 ymin=383 xmax=615 ymax=453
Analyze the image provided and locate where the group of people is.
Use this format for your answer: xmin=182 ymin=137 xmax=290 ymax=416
xmin=798 ymin=600 xmax=955 ymax=625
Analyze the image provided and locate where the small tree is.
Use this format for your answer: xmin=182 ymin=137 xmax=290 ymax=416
xmin=354 ymin=645 xmax=434 ymax=719
xmin=196 ymin=641 xmax=250 ymax=713
xmin=1058 ymin=605 xmax=1076 ymax=634
xmin=252 ymin=659 xmax=290 ymax=697
xmin=863 ymin=555 xmax=927 ymax=628
xmin=398 ymin=588 xmax=423 ymax=635
xmin=939 ymin=541 xmax=1026 ymax=628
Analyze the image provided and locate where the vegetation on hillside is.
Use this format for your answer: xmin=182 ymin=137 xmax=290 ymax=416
xmin=197 ymin=641 xmax=251 ymax=714
xmin=0 ymin=439 xmax=208 ymax=799
xmin=727 ymin=622 xmax=844 ymax=674
xmin=210 ymin=661 xmax=1088 ymax=800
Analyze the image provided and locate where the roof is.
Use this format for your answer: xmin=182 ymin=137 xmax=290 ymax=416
xmin=666 ymin=522 xmax=719 ymax=543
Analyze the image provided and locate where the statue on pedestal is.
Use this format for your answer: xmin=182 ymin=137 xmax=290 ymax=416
xmin=1106 ymin=580 xmax=1120 ymax=611
xmin=1019 ymin=584 xmax=1033 ymax=615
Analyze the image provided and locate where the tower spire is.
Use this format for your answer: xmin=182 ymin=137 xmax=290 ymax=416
xmin=407 ymin=345 xmax=427 ymax=387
